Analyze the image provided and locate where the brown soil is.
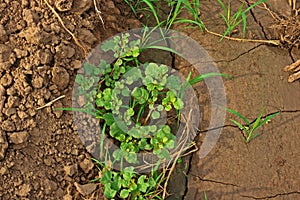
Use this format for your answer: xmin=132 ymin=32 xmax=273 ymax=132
xmin=0 ymin=0 xmax=141 ymax=199
xmin=181 ymin=1 xmax=300 ymax=199
xmin=0 ymin=0 xmax=299 ymax=200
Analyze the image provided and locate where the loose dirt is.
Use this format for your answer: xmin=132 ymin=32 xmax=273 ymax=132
xmin=0 ymin=0 xmax=299 ymax=200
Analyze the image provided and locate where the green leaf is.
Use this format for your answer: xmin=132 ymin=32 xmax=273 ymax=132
xmin=120 ymin=189 xmax=130 ymax=198
xmin=173 ymin=98 xmax=184 ymax=110
xmin=132 ymin=47 xmax=140 ymax=57
xmin=166 ymin=75 xmax=182 ymax=91
xmin=137 ymin=175 xmax=149 ymax=193
xmin=127 ymin=108 xmax=135 ymax=117
xmin=101 ymin=171 xmax=113 ymax=184
xmin=145 ymin=63 xmax=159 ymax=78
xmin=251 ymin=109 xmax=264 ymax=132
xmin=103 ymin=113 xmax=115 ymax=126
xmin=101 ymin=39 xmax=116 ymax=52
xmin=104 ymin=183 xmax=117 ymax=199
xmin=227 ymin=108 xmax=250 ymax=125
xmin=189 ymin=73 xmax=232 ymax=85
xmin=164 ymin=105 xmax=172 ymax=111
xmin=164 ymin=140 xmax=175 ymax=149
xmin=259 ymin=111 xmax=280 ymax=127
xmin=84 ymin=63 xmax=96 ymax=76
xmin=157 ymin=105 xmax=164 ymax=112
xmin=159 ymin=148 xmax=171 ymax=160
xmin=151 ymin=111 xmax=160 ymax=119
xmin=229 ymin=119 xmax=249 ymax=135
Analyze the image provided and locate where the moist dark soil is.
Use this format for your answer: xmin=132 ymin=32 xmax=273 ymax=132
xmin=0 ymin=0 xmax=299 ymax=200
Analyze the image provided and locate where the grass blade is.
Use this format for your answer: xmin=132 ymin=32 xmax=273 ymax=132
xmin=259 ymin=111 xmax=280 ymax=127
xmin=217 ymin=0 xmax=227 ymax=14
xmin=227 ymin=108 xmax=250 ymax=125
xmin=189 ymin=73 xmax=232 ymax=85
xmin=251 ymin=109 xmax=264 ymax=132
xmin=142 ymin=0 xmax=160 ymax=25
xmin=229 ymin=119 xmax=248 ymax=133
xmin=142 ymin=45 xmax=184 ymax=57
xmin=243 ymin=0 xmax=267 ymax=13
xmin=241 ymin=12 xmax=247 ymax=37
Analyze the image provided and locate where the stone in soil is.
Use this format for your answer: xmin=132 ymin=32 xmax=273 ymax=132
xmin=51 ymin=66 xmax=70 ymax=90
xmin=0 ymin=25 xmax=8 ymax=42
xmin=78 ymin=28 xmax=97 ymax=45
xmin=0 ymin=44 xmax=12 ymax=63
xmin=8 ymin=131 xmax=29 ymax=144
xmin=64 ymin=164 xmax=78 ymax=176
xmin=74 ymin=182 xmax=97 ymax=196
xmin=79 ymin=158 xmax=94 ymax=174
xmin=15 ymin=184 xmax=31 ymax=197
xmin=1 ymin=120 xmax=16 ymax=132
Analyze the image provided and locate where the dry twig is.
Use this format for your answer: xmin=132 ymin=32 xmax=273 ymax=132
xmin=206 ymin=29 xmax=281 ymax=45
xmin=36 ymin=95 xmax=66 ymax=110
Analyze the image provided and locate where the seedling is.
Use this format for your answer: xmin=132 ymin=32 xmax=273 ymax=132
xmin=217 ymin=0 xmax=266 ymax=39
xmin=227 ymin=108 xmax=280 ymax=143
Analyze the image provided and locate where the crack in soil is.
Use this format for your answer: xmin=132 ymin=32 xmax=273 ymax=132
xmin=246 ymin=0 xmax=270 ymax=40
xmin=240 ymin=191 xmax=300 ymax=199
xmin=214 ymin=44 xmax=263 ymax=63
xmin=190 ymin=174 xmax=239 ymax=187
xmin=182 ymin=155 xmax=193 ymax=199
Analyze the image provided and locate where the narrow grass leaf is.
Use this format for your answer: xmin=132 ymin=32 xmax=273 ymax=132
xmin=142 ymin=45 xmax=184 ymax=57
xmin=251 ymin=109 xmax=264 ymax=133
xmin=243 ymin=0 xmax=267 ymax=13
xmin=217 ymin=0 xmax=227 ymax=14
xmin=142 ymin=0 xmax=160 ymax=25
xmin=241 ymin=12 xmax=247 ymax=36
xmin=227 ymin=108 xmax=250 ymax=125
xmin=229 ymin=119 xmax=248 ymax=133
xmin=259 ymin=111 xmax=280 ymax=127
xmin=175 ymin=18 xmax=206 ymax=30
xmin=189 ymin=73 xmax=232 ymax=85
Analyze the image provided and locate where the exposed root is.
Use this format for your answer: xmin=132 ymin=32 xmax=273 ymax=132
xmin=93 ymin=0 xmax=105 ymax=28
xmin=43 ymin=0 xmax=88 ymax=56
xmin=284 ymin=60 xmax=300 ymax=82
xmin=36 ymin=95 xmax=66 ymax=110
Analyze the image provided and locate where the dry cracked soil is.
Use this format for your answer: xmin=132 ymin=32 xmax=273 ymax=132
xmin=0 ymin=0 xmax=299 ymax=200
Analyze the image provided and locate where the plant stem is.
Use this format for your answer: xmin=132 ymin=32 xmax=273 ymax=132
xmin=206 ymin=29 xmax=280 ymax=45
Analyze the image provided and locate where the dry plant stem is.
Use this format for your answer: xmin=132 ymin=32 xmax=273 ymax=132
xmin=43 ymin=0 xmax=87 ymax=55
xmin=288 ymin=70 xmax=300 ymax=82
xmin=284 ymin=59 xmax=300 ymax=72
xmin=93 ymin=0 xmax=105 ymax=27
xmin=206 ymin=29 xmax=281 ymax=45
xmin=162 ymin=109 xmax=194 ymax=199
xmin=36 ymin=95 xmax=66 ymax=110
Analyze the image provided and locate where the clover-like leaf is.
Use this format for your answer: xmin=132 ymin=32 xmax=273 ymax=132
xmin=151 ymin=111 xmax=160 ymax=119
xmin=145 ymin=63 xmax=159 ymax=78
xmin=104 ymin=183 xmax=117 ymax=199
xmin=120 ymin=189 xmax=130 ymax=198
xmin=173 ymin=98 xmax=184 ymax=110
xmin=166 ymin=75 xmax=182 ymax=92
xmin=137 ymin=175 xmax=149 ymax=193
xmin=103 ymin=113 xmax=115 ymax=126
xmin=101 ymin=38 xmax=117 ymax=52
